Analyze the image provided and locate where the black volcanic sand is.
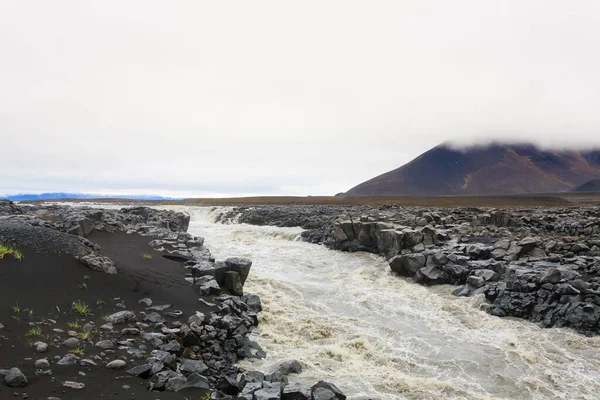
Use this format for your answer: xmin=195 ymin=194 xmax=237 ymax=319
xmin=0 ymin=232 xmax=215 ymax=399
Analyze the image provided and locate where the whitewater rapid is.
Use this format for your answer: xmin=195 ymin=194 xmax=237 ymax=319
xmin=183 ymin=206 xmax=600 ymax=400
xmin=49 ymin=203 xmax=600 ymax=399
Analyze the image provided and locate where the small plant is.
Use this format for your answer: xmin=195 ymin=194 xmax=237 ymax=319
xmin=77 ymin=282 xmax=88 ymax=291
xmin=71 ymin=300 xmax=92 ymax=316
xmin=26 ymin=327 xmax=42 ymax=337
xmin=79 ymin=330 xmax=91 ymax=340
xmin=69 ymin=346 xmax=85 ymax=356
xmin=11 ymin=315 xmax=20 ymax=322
xmin=12 ymin=303 xmax=21 ymax=314
xmin=83 ymin=274 xmax=91 ymax=281
xmin=96 ymin=298 xmax=105 ymax=306
xmin=67 ymin=319 xmax=82 ymax=329
xmin=0 ymin=244 xmax=23 ymax=260
xmin=100 ymin=314 xmax=109 ymax=322
xmin=55 ymin=305 xmax=61 ymax=314
xmin=27 ymin=309 xmax=34 ymax=318
xmin=141 ymin=253 xmax=153 ymax=260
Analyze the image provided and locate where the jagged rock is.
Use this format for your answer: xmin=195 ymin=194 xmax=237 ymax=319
xmin=180 ymin=358 xmax=209 ymax=375
xmin=77 ymin=253 xmax=117 ymax=274
xmin=389 ymin=253 xmax=426 ymax=277
xmin=57 ymin=354 xmax=79 ymax=365
xmin=195 ymin=275 xmax=221 ymax=296
xmin=539 ymin=268 xmax=562 ymax=284
xmin=225 ymin=257 xmax=253 ymax=285
xmin=223 ymin=271 xmax=244 ymax=295
xmin=127 ymin=363 xmax=153 ymax=378
xmin=312 ymin=381 xmax=346 ymax=400
xmin=415 ymin=266 xmax=447 ymax=285
xmin=254 ymin=385 xmax=282 ymax=400
xmin=282 ymin=383 xmax=311 ymax=400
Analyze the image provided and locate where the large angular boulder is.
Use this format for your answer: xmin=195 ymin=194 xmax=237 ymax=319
xmin=4 ymin=368 xmax=28 ymax=387
xmin=389 ymin=253 xmax=426 ymax=277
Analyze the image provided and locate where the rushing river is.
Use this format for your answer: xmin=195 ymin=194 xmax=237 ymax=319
xmin=52 ymin=203 xmax=600 ymax=399
xmin=181 ymin=207 xmax=600 ymax=400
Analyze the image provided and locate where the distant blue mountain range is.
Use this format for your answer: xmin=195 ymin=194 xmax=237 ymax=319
xmin=3 ymin=193 xmax=180 ymax=201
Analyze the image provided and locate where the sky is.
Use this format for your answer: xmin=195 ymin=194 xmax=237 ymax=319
xmin=2 ymin=1 xmax=600 ymax=197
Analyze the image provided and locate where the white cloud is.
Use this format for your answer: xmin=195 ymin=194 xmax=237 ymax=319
xmin=2 ymin=0 xmax=600 ymax=196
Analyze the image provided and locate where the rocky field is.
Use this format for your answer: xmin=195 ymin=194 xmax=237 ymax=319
xmin=218 ymin=205 xmax=600 ymax=335
xmin=0 ymin=201 xmax=345 ymax=400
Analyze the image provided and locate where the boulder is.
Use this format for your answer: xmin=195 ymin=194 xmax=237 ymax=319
xmin=389 ymin=253 xmax=426 ymax=277
xmin=225 ymin=257 xmax=253 ymax=285
xmin=223 ymin=271 xmax=244 ymax=296
xmin=282 ymin=383 xmax=311 ymax=400
xmin=312 ymin=381 xmax=346 ymax=400
xmin=4 ymin=368 xmax=27 ymax=388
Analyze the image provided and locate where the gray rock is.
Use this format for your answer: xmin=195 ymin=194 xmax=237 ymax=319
xmin=389 ymin=253 xmax=426 ymax=277
xmin=62 ymin=337 xmax=80 ymax=348
xmin=282 ymin=383 xmax=311 ymax=400
xmin=33 ymin=341 xmax=48 ymax=353
xmin=95 ymin=340 xmax=115 ymax=349
xmin=106 ymin=360 xmax=127 ymax=370
xmin=180 ymin=358 xmax=208 ymax=375
xmin=225 ymin=257 xmax=253 ymax=285
xmin=5 ymin=368 xmax=28 ymax=388
xmin=63 ymin=381 xmax=85 ymax=389
xmin=159 ymin=340 xmax=181 ymax=353
xmin=274 ymin=360 xmax=303 ymax=375
xmin=57 ymin=354 xmax=79 ymax=366
xmin=539 ymin=268 xmax=561 ymax=284
xmin=312 ymin=381 xmax=346 ymax=400
xmin=105 ymin=311 xmax=136 ymax=325
xmin=34 ymin=359 xmax=49 ymax=369
xmin=223 ymin=271 xmax=244 ymax=295
xmin=195 ymin=275 xmax=221 ymax=296
xmin=254 ymin=386 xmax=282 ymax=400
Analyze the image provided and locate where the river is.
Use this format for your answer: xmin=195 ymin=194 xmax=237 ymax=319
xmin=183 ymin=206 xmax=600 ymax=400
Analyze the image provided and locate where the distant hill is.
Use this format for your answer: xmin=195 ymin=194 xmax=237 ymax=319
xmin=3 ymin=193 xmax=178 ymax=201
xmin=346 ymin=143 xmax=600 ymax=196
xmin=572 ymin=179 xmax=600 ymax=192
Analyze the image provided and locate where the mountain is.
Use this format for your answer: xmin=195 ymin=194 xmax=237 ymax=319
xmin=3 ymin=193 xmax=178 ymax=201
xmin=346 ymin=143 xmax=600 ymax=196
xmin=572 ymin=179 xmax=600 ymax=192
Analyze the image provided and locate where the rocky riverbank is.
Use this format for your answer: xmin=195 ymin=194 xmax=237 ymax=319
xmin=0 ymin=201 xmax=346 ymax=400
xmin=217 ymin=205 xmax=600 ymax=335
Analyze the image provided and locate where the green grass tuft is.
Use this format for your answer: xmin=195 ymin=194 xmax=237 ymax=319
xmin=26 ymin=327 xmax=42 ymax=337
xmin=71 ymin=300 xmax=93 ymax=316
xmin=141 ymin=253 xmax=153 ymax=260
xmin=0 ymin=244 xmax=23 ymax=260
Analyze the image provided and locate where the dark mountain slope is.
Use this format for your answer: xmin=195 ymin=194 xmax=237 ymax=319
xmin=346 ymin=143 xmax=600 ymax=196
xmin=573 ymin=179 xmax=600 ymax=192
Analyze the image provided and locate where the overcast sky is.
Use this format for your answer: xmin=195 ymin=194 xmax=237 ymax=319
xmin=2 ymin=1 xmax=600 ymax=197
